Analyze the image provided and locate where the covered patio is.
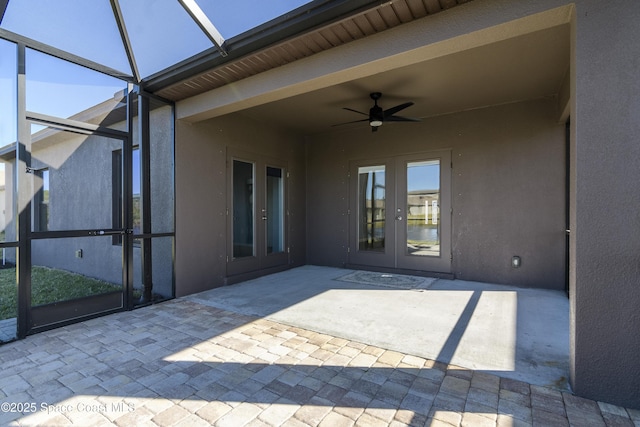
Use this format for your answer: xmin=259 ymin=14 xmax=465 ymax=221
xmin=2 ymin=267 xmax=637 ymax=426
xmin=1 ymin=0 xmax=639 ymax=413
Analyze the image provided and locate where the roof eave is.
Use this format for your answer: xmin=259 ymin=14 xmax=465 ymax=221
xmin=141 ymin=0 xmax=385 ymax=93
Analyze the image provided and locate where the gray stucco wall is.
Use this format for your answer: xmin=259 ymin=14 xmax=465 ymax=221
xmin=175 ymin=114 xmax=307 ymax=297
xmin=306 ymin=98 xmax=566 ymax=290
xmin=569 ymin=0 xmax=640 ymax=408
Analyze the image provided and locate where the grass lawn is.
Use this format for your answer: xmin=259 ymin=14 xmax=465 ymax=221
xmin=0 ymin=266 xmax=121 ymax=320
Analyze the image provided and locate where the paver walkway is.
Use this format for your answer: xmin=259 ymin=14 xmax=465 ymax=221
xmin=0 ymin=298 xmax=638 ymax=426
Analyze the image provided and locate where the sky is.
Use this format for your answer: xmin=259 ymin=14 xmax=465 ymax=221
xmin=361 ymin=161 xmax=440 ymax=196
xmin=408 ymin=161 xmax=439 ymax=192
xmin=1 ymin=0 xmax=314 ymax=77
xmin=0 ymin=0 xmax=313 ymax=150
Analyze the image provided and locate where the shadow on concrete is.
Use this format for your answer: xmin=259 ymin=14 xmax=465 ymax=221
xmin=186 ymin=266 xmax=570 ymax=390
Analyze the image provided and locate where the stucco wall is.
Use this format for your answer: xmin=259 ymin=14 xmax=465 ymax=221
xmin=306 ymin=98 xmax=566 ymax=289
xmin=569 ymin=0 xmax=640 ymax=408
xmin=175 ymin=114 xmax=307 ymax=297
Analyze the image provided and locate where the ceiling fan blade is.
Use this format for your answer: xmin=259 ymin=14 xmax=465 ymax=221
xmin=331 ymin=118 xmax=370 ymax=127
xmin=343 ymin=107 xmax=369 ymax=116
xmin=385 ymin=115 xmax=421 ymax=122
xmin=383 ymin=102 xmax=414 ymax=118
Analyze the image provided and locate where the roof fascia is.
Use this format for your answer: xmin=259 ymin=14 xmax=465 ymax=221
xmin=142 ymin=0 xmax=385 ymax=93
xmin=0 ymin=28 xmax=134 ymax=82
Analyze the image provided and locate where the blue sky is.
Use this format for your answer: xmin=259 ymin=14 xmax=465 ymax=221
xmin=361 ymin=163 xmax=439 ymax=195
xmin=408 ymin=162 xmax=439 ymax=192
xmin=1 ymin=0 xmax=314 ymax=77
xmin=0 ymin=0 xmax=313 ymax=150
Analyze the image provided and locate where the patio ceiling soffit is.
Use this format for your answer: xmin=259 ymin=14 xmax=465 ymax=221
xmin=143 ymin=0 xmax=433 ymax=96
xmin=175 ymin=3 xmax=573 ymax=123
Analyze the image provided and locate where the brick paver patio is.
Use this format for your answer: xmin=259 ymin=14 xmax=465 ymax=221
xmin=0 ymin=298 xmax=638 ymax=426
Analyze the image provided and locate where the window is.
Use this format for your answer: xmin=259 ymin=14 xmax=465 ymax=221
xmin=33 ymin=168 xmax=49 ymax=232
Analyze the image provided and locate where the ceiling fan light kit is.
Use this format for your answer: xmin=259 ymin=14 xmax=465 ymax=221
xmin=334 ymin=92 xmax=421 ymax=132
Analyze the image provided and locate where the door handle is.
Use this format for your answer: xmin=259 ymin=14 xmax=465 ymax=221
xmin=261 ymin=216 xmax=268 ymax=221
xmin=89 ymin=229 xmax=126 ymax=236
xmin=396 ymin=215 xmax=402 ymax=221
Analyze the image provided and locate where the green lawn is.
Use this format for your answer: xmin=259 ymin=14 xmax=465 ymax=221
xmin=0 ymin=266 xmax=121 ymax=320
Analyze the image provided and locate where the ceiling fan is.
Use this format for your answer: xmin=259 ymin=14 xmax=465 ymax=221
xmin=334 ymin=92 xmax=421 ymax=132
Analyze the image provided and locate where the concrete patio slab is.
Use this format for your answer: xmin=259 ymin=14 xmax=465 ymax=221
xmin=186 ymin=266 xmax=570 ymax=390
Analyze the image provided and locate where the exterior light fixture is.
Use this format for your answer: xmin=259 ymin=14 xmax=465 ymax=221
xmin=512 ymin=256 xmax=521 ymax=268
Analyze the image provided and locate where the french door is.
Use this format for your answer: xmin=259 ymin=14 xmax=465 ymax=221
xmin=349 ymin=150 xmax=451 ymax=273
xmin=227 ymin=149 xmax=288 ymax=277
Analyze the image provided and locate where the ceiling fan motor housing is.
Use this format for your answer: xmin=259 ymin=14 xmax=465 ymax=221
xmin=369 ymin=105 xmax=384 ymax=125
xmin=369 ymin=92 xmax=384 ymax=127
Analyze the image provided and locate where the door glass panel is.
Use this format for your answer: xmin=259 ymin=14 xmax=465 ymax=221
xmin=406 ymin=160 xmax=440 ymax=257
xmin=30 ymin=124 xmax=123 ymax=232
xmin=266 ymin=166 xmax=284 ymax=254
xmin=358 ymin=165 xmax=386 ymax=252
xmin=233 ymin=160 xmax=254 ymax=258
xmin=31 ymin=236 xmax=123 ymax=307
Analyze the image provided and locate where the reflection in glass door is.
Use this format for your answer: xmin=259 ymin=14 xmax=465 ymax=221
xmin=358 ymin=165 xmax=386 ymax=252
xmin=228 ymin=151 xmax=288 ymax=277
xmin=405 ymin=160 xmax=440 ymax=257
xmin=349 ymin=160 xmax=395 ymax=268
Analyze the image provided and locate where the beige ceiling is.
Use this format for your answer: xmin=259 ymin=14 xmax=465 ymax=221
xmin=237 ymin=23 xmax=570 ymax=136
